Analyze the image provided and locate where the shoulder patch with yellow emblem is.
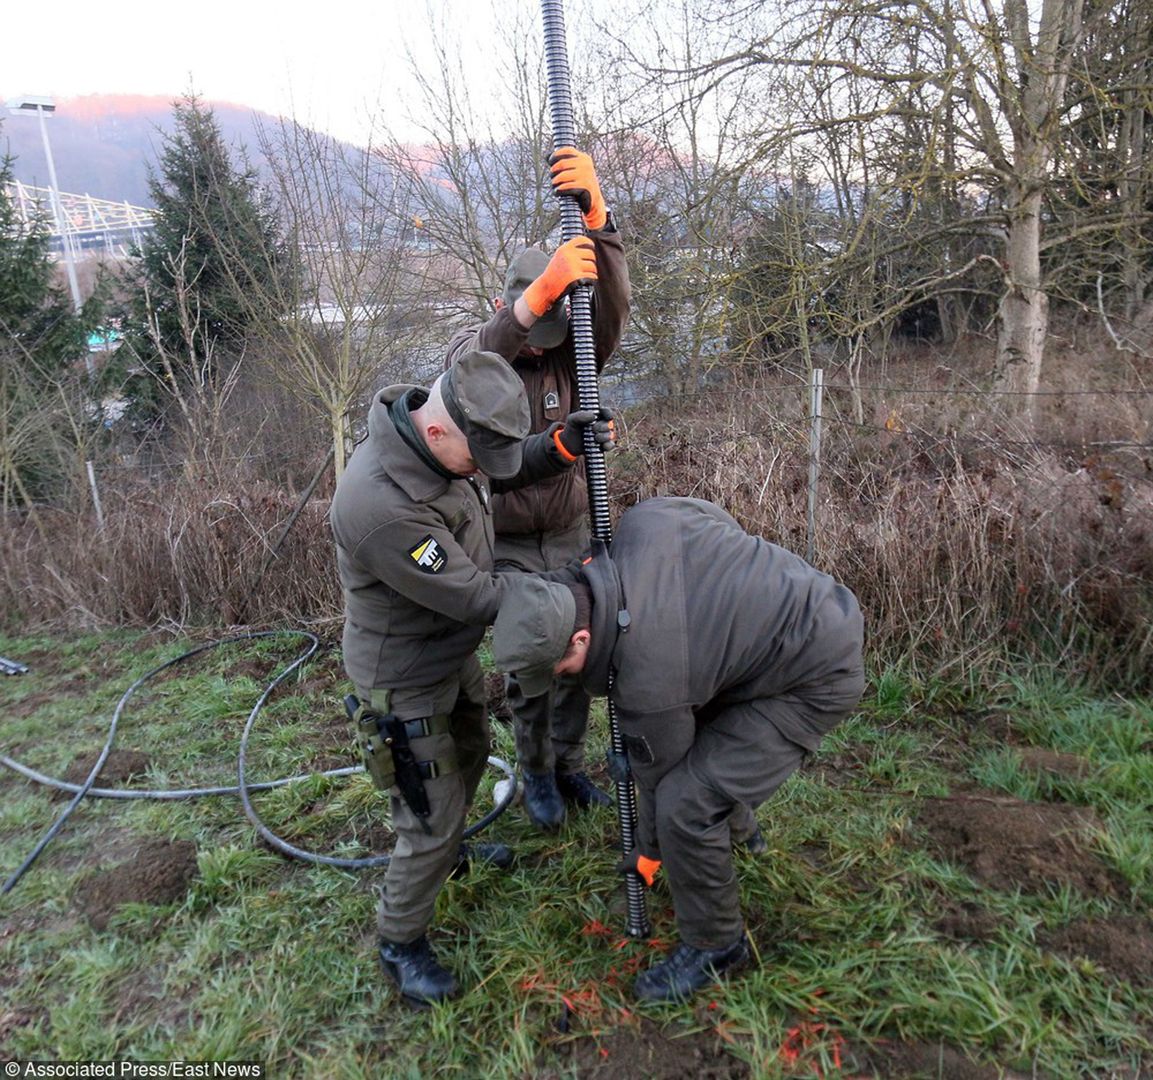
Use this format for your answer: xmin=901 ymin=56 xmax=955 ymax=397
xmin=408 ymin=535 xmax=447 ymax=574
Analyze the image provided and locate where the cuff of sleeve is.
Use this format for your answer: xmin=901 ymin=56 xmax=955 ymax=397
xmin=636 ymin=854 xmax=662 ymax=886
xmin=521 ymin=279 xmax=551 ymax=318
xmin=552 ymin=424 xmax=579 ymax=463
xmin=584 ymin=205 xmax=609 ymax=232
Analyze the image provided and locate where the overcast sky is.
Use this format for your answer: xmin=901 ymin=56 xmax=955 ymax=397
xmin=3 ymin=0 xmax=606 ymax=146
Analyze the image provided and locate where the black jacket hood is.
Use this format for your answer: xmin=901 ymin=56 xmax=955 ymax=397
xmin=580 ymin=539 xmax=628 ymax=696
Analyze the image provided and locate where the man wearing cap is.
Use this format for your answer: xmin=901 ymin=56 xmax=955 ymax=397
xmin=330 ymin=349 xmax=612 ymax=1006
xmin=491 ymin=497 xmax=865 ymax=1003
xmin=446 ymin=146 xmax=630 ymax=831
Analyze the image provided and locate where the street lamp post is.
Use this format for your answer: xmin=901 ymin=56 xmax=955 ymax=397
xmin=7 ymin=94 xmax=104 ymax=527
xmin=6 ymin=96 xmax=87 ymax=353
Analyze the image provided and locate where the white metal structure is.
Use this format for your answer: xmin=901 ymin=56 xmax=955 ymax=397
xmin=3 ymin=180 xmax=155 ymax=256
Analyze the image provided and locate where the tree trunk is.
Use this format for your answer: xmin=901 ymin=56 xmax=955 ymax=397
xmin=995 ymin=184 xmax=1047 ymax=398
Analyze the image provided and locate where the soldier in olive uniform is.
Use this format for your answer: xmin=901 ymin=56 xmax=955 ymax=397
xmin=446 ymin=147 xmax=630 ymax=830
xmin=492 ymin=497 xmax=865 ymax=1002
xmin=330 ymin=348 xmax=612 ymax=1006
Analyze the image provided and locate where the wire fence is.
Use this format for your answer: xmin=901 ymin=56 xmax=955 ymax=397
xmin=4 ymin=371 xmax=1150 ymax=690
xmin=68 ymin=373 xmax=1153 ymax=537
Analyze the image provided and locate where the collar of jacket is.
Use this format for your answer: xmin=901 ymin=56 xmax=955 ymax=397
xmin=369 ymin=384 xmax=455 ymax=503
xmin=580 ymin=539 xmax=628 ymax=697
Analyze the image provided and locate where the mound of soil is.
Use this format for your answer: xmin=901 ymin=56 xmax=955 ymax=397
xmin=1017 ymin=747 xmax=1095 ymax=781
xmin=549 ymin=1018 xmax=749 ymax=1079
xmin=73 ymin=836 xmax=198 ymax=930
xmin=912 ymin=795 xmax=1124 ymax=896
xmin=1040 ymin=916 xmax=1153 ymax=987
xmin=60 ymin=749 xmax=152 ymax=789
xmin=486 ymin=670 xmax=513 ymax=724
xmin=857 ymin=1040 xmax=1033 ymax=1079
xmin=933 ymin=900 xmax=1002 ymax=942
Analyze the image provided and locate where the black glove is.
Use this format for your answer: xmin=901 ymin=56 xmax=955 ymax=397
xmin=616 ymin=849 xmax=662 ymax=887
xmin=555 ymin=407 xmax=617 ymax=460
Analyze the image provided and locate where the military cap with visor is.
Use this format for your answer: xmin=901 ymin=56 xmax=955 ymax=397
xmin=441 ymin=350 xmax=532 ymax=479
xmin=492 ymin=575 xmax=577 ymax=697
xmin=504 ymin=247 xmax=570 ymax=350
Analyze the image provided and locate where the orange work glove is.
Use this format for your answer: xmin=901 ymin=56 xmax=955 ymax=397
xmin=521 ymin=236 xmax=597 ymax=317
xmin=549 ymin=147 xmax=608 ymax=231
xmin=617 ymin=849 xmax=662 ymax=888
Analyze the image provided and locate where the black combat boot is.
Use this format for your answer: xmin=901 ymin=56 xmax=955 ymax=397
xmin=379 ymin=936 xmax=459 ymax=1006
xmin=555 ymin=770 xmax=612 ymax=810
xmin=733 ymin=825 xmax=768 ymax=855
xmin=521 ymin=770 xmax=565 ymax=831
xmin=633 ymin=934 xmax=751 ymax=1003
xmin=450 ymin=841 xmax=515 ymax=878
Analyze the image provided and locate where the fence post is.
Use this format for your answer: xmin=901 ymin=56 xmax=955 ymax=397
xmin=86 ymin=459 xmax=105 ymax=530
xmin=806 ymin=367 xmax=824 ymax=564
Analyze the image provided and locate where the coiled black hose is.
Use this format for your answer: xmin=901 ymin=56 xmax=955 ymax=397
xmin=1 ymin=630 xmax=516 ymax=892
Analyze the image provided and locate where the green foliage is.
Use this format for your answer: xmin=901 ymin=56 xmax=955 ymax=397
xmin=0 ymin=154 xmax=94 ymax=506
xmin=118 ymin=94 xmax=292 ymax=418
xmin=0 ymin=156 xmax=85 ymax=369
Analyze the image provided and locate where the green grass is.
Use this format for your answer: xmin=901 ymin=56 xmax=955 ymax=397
xmin=1 ymin=631 xmax=1150 ymax=1077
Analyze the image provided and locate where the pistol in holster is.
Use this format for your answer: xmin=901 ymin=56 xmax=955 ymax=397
xmin=346 ymin=695 xmax=453 ymax=826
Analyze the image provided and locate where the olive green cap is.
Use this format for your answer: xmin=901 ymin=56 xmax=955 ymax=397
xmin=442 ymin=350 xmax=531 ymax=479
xmin=492 ymin=576 xmax=577 ymax=698
xmin=503 ymin=247 xmax=570 ymax=349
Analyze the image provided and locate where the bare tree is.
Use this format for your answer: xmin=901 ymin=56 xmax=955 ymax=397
xmin=372 ymin=2 xmax=557 ymax=330
xmin=1052 ymin=0 xmax=1153 ymax=350
xmin=603 ymin=0 xmax=1099 ymax=399
xmin=239 ymin=120 xmax=426 ymax=479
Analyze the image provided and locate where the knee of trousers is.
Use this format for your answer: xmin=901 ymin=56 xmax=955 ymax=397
xmin=654 ymin=765 xmax=733 ymax=846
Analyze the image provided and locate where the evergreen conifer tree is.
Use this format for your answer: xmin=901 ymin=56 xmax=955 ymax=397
xmin=121 ymin=94 xmax=290 ymax=414
xmin=0 ymin=155 xmax=86 ymax=378
xmin=0 ymin=154 xmax=91 ymax=506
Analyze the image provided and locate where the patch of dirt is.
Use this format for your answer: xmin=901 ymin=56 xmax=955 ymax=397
xmin=261 ymin=819 xmax=395 ymax=862
xmin=1040 ymin=916 xmax=1153 ymax=987
xmin=855 ymin=1039 xmax=1035 ymax=1079
xmin=800 ymin=748 xmax=865 ymax=788
xmin=6 ymin=689 xmax=61 ymax=719
xmin=293 ymin=651 xmax=345 ymax=699
xmin=547 ymin=1018 xmax=750 ymax=1079
xmin=0 ymin=1002 xmax=47 ymax=1045
xmin=301 ymin=718 xmax=353 ymax=773
xmin=933 ymin=900 xmax=1003 ymax=943
xmin=73 ymin=836 xmax=198 ymax=931
xmin=978 ymin=712 xmax=1023 ymax=746
xmin=229 ymin=657 xmax=277 ymax=682
xmin=58 ymin=749 xmax=152 ymax=792
xmin=911 ymin=795 xmax=1124 ymax=897
xmin=486 ymin=670 xmax=513 ymax=724
xmin=1017 ymin=747 xmax=1095 ymax=781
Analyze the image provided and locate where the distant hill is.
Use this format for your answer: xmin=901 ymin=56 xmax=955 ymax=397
xmin=0 ymin=94 xmax=337 ymax=208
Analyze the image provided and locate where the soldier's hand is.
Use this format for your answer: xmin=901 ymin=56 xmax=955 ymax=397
xmin=616 ymin=849 xmax=662 ymax=888
xmin=549 ymin=147 xmax=607 ymax=231
xmin=522 ymin=237 xmax=597 ymax=317
xmin=554 ymin=407 xmax=616 ymax=461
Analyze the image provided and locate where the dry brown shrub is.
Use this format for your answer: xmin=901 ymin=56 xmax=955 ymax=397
xmin=3 ymin=345 xmax=1150 ymax=691
xmin=0 ymin=466 xmax=340 ymax=633
xmin=610 ymin=376 xmax=1153 ymax=690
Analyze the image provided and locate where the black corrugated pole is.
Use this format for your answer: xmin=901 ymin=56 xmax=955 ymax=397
xmin=540 ymin=0 xmax=650 ymax=939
